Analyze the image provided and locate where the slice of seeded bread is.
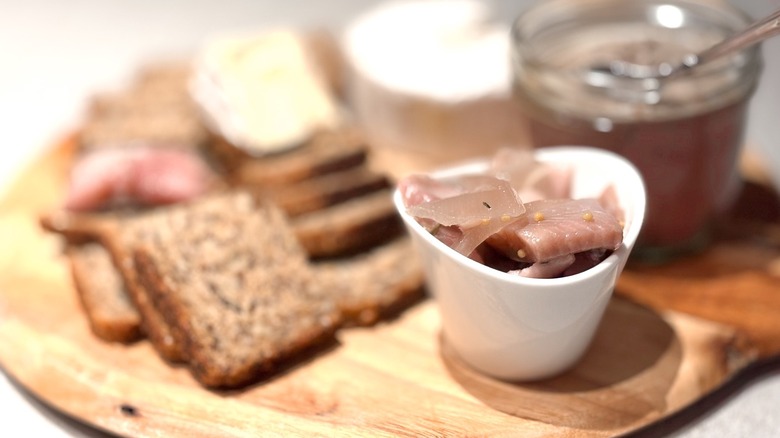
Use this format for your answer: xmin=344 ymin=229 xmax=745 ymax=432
xmin=100 ymin=216 xmax=188 ymax=362
xmin=80 ymin=61 xmax=207 ymax=151
xmin=291 ymin=188 xmax=403 ymax=258
xmin=80 ymin=106 xmax=207 ymax=151
xmin=66 ymin=242 xmax=142 ymax=343
xmin=42 ymin=192 xmax=423 ymax=386
xmin=41 ymin=208 xmax=188 ymax=362
xmin=131 ymin=192 xmax=341 ymax=388
xmin=315 ymin=237 xmax=424 ymax=326
xmin=263 ymin=166 xmax=390 ymax=218
xmin=213 ymin=128 xmax=368 ymax=184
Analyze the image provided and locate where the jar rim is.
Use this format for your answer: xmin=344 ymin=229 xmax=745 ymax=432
xmin=512 ymin=0 xmax=757 ymax=44
xmin=510 ymin=0 xmax=763 ymax=122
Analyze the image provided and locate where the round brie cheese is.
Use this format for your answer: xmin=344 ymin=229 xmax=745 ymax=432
xmin=342 ymin=0 xmax=529 ymax=165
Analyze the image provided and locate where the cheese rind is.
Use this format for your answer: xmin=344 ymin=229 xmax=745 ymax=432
xmin=191 ymin=30 xmax=342 ymax=156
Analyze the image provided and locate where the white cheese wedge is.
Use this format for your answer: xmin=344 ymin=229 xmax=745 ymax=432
xmin=342 ymin=0 xmax=529 ymax=165
xmin=191 ymin=30 xmax=342 ymax=155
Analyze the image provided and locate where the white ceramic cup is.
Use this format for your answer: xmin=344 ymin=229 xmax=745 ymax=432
xmin=394 ymin=146 xmax=646 ymax=381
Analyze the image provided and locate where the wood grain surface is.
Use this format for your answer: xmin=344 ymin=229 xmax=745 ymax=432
xmin=0 ymin=137 xmax=778 ymax=437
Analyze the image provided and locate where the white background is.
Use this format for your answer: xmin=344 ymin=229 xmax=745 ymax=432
xmin=1 ymin=0 xmax=779 ymax=436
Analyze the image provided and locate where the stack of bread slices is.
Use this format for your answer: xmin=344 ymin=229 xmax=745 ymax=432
xmin=42 ymin=32 xmax=423 ymax=389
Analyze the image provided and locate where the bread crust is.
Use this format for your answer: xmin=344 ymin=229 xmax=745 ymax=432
xmin=315 ymin=237 xmax=424 ymax=326
xmin=292 ymin=189 xmax=403 ymax=258
xmin=67 ymin=243 xmax=142 ymax=343
xmin=210 ymin=128 xmax=368 ymax=184
xmin=100 ymin=224 xmax=188 ymax=363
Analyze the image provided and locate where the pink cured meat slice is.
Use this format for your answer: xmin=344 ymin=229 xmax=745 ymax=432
xmin=490 ymin=148 xmax=573 ymax=202
xmin=486 ymin=198 xmax=623 ymax=263
xmin=64 ymin=147 xmax=213 ymax=211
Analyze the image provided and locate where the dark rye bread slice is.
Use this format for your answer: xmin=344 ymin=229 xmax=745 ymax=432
xmin=80 ymin=106 xmax=207 ymax=151
xmin=66 ymin=242 xmax=142 ymax=343
xmin=132 ymin=61 xmax=194 ymax=97
xmin=42 ymin=209 xmax=188 ymax=363
xmin=263 ymin=166 xmax=390 ymax=218
xmin=80 ymin=62 xmax=207 ymax=151
xmin=291 ymin=188 xmax=403 ymax=258
xmin=314 ymin=237 xmax=424 ymax=326
xmin=131 ymin=192 xmax=341 ymax=388
xmin=101 ymin=217 xmax=188 ymax=362
xmin=211 ymin=127 xmax=368 ymax=182
xmin=210 ymin=126 xmax=398 ymax=258
xmin=42 ymin=194 xmax=424 ymax=386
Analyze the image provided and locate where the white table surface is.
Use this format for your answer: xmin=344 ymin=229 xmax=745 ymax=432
xmin=1 ymin=0 xmax=779 ymax=436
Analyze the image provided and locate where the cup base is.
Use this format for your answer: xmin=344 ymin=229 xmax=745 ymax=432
xmin=439 ymin=333 xmax=580 ymax=383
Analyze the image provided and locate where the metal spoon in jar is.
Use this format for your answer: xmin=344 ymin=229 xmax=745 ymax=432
xmin=584 ymin=7 xmax=780 ymax=92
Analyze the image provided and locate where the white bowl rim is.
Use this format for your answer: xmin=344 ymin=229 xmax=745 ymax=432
xmin=393 ymin=145 xmax=647 ymax=290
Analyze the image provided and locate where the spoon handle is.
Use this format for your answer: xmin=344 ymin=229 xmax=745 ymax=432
xmin=682 ymin=8 xmax=780 ymax=70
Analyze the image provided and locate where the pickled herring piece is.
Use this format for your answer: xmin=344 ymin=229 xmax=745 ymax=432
xmin=401 ymin=174 xmax=526 ymax=256
xmin=486 ymin=198 xmax=622 ymax=263
xmin=404 ymin=175 xmax=525 ymax=228
xmin=491 ymin=148 xmax=572 ymax=202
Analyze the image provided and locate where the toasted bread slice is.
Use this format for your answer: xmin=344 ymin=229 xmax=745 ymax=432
xmin=315 ymin=237 xmax=424 ymax=326
xmin=263 ymin=166 xmax=390 ymax=218
xmin=100 ymin=217 xmax=188 ymax=362
xmin=211 ymin=128 xmax=368 ymax=183
xmin=291 ymin=188 xmax=402 ymax=258
xmin=42 ymin=208 xmax=189 ymax=362
xmin=131 ymin=192 xmax=341 ymax=388
xmin=42 ymin=193 xmax=424 ymax=387
xmin=67 ymin=242 xmax=142 ymax=343
xmin=80 ymin=61 xmax=206 ymax=151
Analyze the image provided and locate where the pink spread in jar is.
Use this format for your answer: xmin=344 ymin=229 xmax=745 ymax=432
xmin=511 ymin=0 xmax=762 ymax=259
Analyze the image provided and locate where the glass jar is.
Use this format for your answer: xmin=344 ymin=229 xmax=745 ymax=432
xmin=511 ymin=0 xmax=763 ymax=260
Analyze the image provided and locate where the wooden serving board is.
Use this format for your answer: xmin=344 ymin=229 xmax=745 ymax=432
xmin=1 ymin=137 xmax=779 ymax=437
